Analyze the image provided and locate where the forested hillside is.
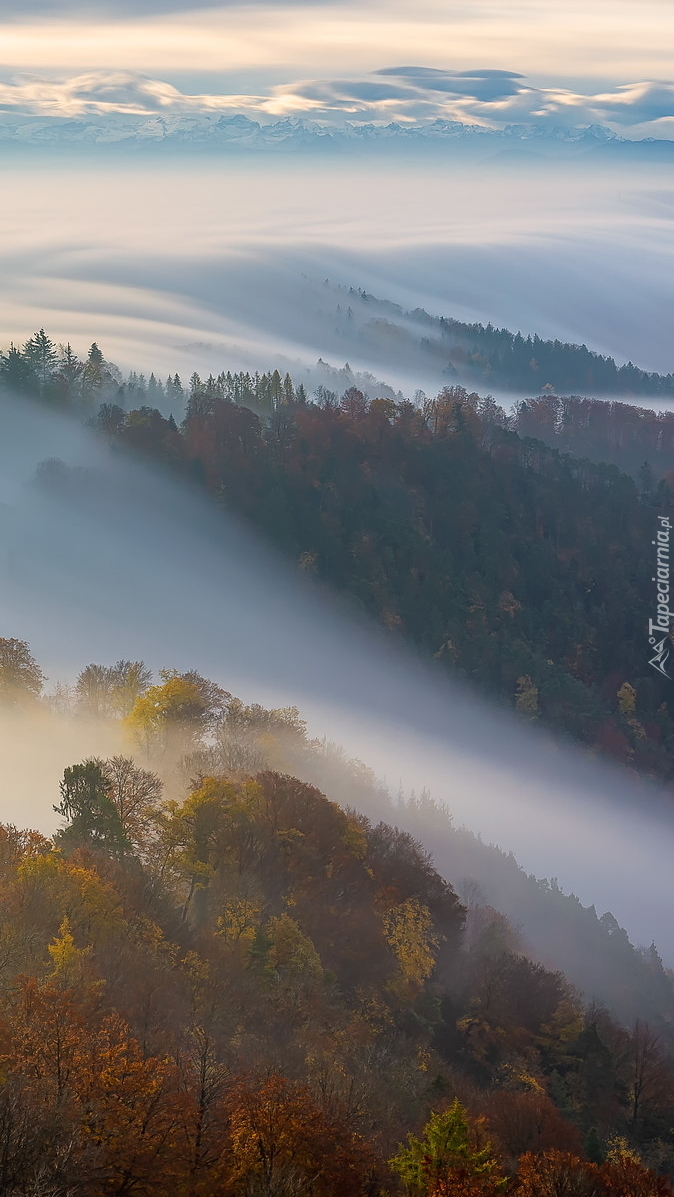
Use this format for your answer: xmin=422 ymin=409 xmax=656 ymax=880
xmin=513 ymin=394 xmax=674 ymax=485
xmin=3 ymin=331 xmax=674 ymax=791
xmin=1 ymin=638 xmax=674 ymax=1193
xmin=413 ymin=308 xmax=674 ymax=397
xmin=98 ymin=376 xmax=674 ymax=785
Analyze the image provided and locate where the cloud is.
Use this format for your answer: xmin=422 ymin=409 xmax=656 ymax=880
xmin=275 ymin=69 xmax=674 ymax=135
xmin=590 ymin=80 xmax=674 ymax=124
xmin=1 ymin=0 xmax=673 ymax=85
xmin=0 ymin=0 xmax=328 ymax=14
xmin=0 ymin=67 xmax=673 ymax=136
xmin=376 ymin=66 xmax=524 ymax=101
xmin=0 ymin=72 xmax=267 ymax=118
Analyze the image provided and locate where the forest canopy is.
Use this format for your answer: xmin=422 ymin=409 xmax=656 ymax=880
xmin=1 ymin=636 xmax=674 ymax=1192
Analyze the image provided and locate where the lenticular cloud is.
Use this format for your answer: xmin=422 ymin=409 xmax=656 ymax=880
xmin=1 ymin=67 xmax=674 ymax=137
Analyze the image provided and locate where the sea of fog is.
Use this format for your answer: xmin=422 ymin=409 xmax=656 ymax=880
xmin=0 ymin=152 xmax=673 ymax=395
xmin=2 ymin=148 xmax=674 ymax=966
xmin=2 ymin=392 xmax=674 ymax=964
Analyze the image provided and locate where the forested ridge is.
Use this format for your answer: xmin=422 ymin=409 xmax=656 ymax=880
xmin=414 ymin=309 xmax=674 ymax=397
xmin=2 ymin=637 xmax=674 ymax=1194
xmin=4 ymin=331 xmax=674 ymax=791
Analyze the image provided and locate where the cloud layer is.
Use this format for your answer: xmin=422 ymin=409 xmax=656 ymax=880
xmin=277 ymin=69 xmax=674 ymax=137
xmin=1 ymin=67 xmax=674 ymax=137
xmin=1 ymin=1 xmax=672 ymax=86
xmin=0 ymin=0 xmax=219 ymax=11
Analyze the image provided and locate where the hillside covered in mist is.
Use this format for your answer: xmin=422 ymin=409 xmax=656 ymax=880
xmin=6 ymin=332 xmax=671 ymax=786
xmin=5 ymin=332 xmax=674 ymax=795
xmin=5 ymin=288 xmax=674 ymax=403
xmin=1 ymin=639 xmax=674 ymax=1193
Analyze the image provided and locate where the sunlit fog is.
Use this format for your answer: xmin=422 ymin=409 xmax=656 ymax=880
xmin=1 ymin=154 xmax=673 ymax=392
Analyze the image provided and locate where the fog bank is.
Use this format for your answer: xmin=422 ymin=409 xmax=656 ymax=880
xmin=0 ymin=156 xmax=673 ymax=393
xmin=1 ymin=393 xmax=674 ymax=960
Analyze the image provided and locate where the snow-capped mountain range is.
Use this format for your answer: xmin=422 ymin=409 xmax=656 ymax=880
xmin=0 ymin=112 xmax=661 ymax=153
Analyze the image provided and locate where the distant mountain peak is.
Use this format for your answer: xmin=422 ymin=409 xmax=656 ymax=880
xmin=0 ymin=112 xmax=643 ymax=152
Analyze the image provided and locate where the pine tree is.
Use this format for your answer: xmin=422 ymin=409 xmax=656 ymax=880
xmin=54 ymin=760 xmax=130 ymax=856
xmin=23 ymin=329 xmax=58 ymax=393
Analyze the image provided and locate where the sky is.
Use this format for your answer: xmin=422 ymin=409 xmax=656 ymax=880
xmin=0 ymin=0 xmax=673 ymax=136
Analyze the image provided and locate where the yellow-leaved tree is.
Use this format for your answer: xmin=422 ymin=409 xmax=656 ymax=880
xmin=126 ymin=673 xmax=206 ymax=756
xmin=382 ymin=897 xmax=438 ymax=997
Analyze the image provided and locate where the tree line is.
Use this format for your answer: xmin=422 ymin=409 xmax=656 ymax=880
xmin=420 ymin=308 xmax=674 ymax=396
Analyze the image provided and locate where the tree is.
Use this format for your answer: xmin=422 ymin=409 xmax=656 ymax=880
xmin=109 ymin=659 xmax=153 ymax=715
xmin=166 ymin=373 xmax=185 ymax=414
xmin=625 ymin=1020 xmax=673 ymax=1130
xmin=341 ymin=387 xmax=368 ymax=420
xmin=47 ymin=915 xmax=92 ymax=985
xmin=75 ymin=663 xmax=116 ymax=718
xmin=126 ymin=674 xmax=210 ymax=755
xmin=481 ymin=1090 xmax=583 ymax=1164
xmin=638 ymin=461 xmax=654 ymax=502
xmin=227 ymin=1074 xmax=369 ymax=1197
xmin=81 ymin=342 xmax=105 ymax=399
xmin=617 ymin=682 xmax=637 ymax=719
xmin=55 ymin=341 xmax=83 ymax=405
xmin=175 ymin=1026 xmax=231 ymax=1193
xmin=216 ymin=698 xmax=305 ymax=773
xmin=515 ymin=676 xmax=539 ymax=720
xmin=0 ymin=638 xmax=44 ymax=706
xmin=8 ymin=982 xmax=184 ymax=1194
xmin=600 ymin=1138 xmax=672 ymax=1195
xmin=283 ymin=373 xmax=295 ymax=405
xmin=76 ymin=659 xmax=152 ymax=719
xmin=265 ymin=913 xmax=324 ymax=1008
xmin=514 ymin=1150 xmax=599 ymax=1196
xmin=0 ymin=343 xmax=37 ymax=394
xmin=382 ymin=897 xmax=438 ymax=995
xmin=178 ymin=670 xmax=231 ymax=729
xmin=95 ymin=401 xmax=127 ymax=434
xmin=158 ymin=777 xmax=262 ymax=923
xmin=81 ymin=342 xmax=119 ymax=402
xmin=102 ymin=755 xmax=162 ymax=852
xmin=23 ymin=329 xmax=58 ymax=394
xmin=391 ymin=1101 xmax=506 ymax=1195
xmin=54 ymin=760 xmax=130 ymax=856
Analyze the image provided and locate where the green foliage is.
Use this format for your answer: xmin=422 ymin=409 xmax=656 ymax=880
xmin=54 ymin=760 xmax=130 ymax=856
xmin=390 ymin=1101 xmax=506 ymax=1194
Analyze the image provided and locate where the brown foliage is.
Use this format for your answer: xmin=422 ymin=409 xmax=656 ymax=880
xmin=226 ymin=1073 xmax=373 ymax=1197
xmin=482 ymin=1091 xmax=583 ymax=1164
xmin=514 ymin=1147 xmax=672 ymax=1197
